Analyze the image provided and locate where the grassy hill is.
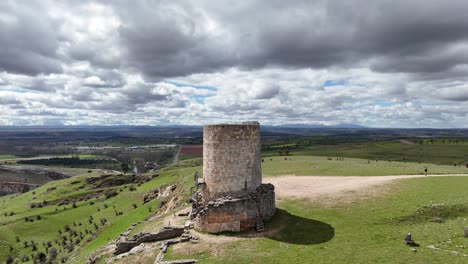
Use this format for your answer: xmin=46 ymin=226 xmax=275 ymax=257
xmin=0 ymin=159 xmax=201 ymax=263
xmin=1 ymin=156 xmax=467 ymax=263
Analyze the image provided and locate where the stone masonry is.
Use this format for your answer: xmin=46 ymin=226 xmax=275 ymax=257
xmin=191 ymin=122 xmax=275 ymax=233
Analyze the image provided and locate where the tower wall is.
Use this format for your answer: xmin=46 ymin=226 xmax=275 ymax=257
xmin=192 ymin=121 xmax=275 ymax=233
xmin=202 ymin=122 xmax=261 ymax=200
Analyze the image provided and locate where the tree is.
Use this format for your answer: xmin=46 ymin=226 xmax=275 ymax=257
xmin=5 ymin=256 xmax=14 ymax=264
xmin=49 ymin=247 xmax=58 ymax=261
xmin=121 ymin=163 xmax=130 ymax=173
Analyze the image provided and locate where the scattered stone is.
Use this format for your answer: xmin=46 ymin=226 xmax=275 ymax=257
xmin=178 ymin=212 xmax=190 ymax=217
xmin=431 ymin=217 xmax=444 ymax=223
xmin=114 ymin=226 xmax=184 ymax=255
xmin=411 ymin=248 xmax=417 ymax=252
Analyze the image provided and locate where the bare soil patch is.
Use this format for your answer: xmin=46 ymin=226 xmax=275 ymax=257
xmin=264 ymin=174 xmax=468 ymax=201
xmin=399 ymin=139 xmax=415 ymax=145
xmin=180 ymin=145 xmax=203 ymax=156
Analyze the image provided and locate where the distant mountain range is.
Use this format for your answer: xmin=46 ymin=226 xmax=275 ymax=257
xmin=264 ymin=124 xmax=367 ymax=129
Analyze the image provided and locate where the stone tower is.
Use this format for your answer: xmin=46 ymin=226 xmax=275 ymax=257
xmin=191 ymin=122 xmax=275 ymax=233
xmin=202 ymin=122 xmax=262 ymax=200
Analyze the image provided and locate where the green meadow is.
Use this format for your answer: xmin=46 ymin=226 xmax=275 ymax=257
xmin=0 ymin=155 xmax=16 ymax=160
xmin=263 ymin=139 xmax=468 ymax=166
xmin=165 ymin=176 xmax=468 ymax=263
xmin=261 ymin=155 xmax=468 ymax=176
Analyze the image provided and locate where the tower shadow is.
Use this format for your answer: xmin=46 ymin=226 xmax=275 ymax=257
xmin=224 ymin=208 xmax=334 ymax=245
xmin=264 ymin=208 xmax=334 ymax=245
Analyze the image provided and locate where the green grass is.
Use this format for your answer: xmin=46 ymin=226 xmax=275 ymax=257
xmin=2 ymin=151 xmax=467 ymax=263
xmin=0 ymin=154 xmax=16 ymax=159
xmin=0 ymin=160 xmax=198 ymax=264
xmin=179 ymin=155 xmax=201 ymax=160
xmin=262 ymin=155 xmax=468 ymax=176
xmin=165 ymin=176 xmax=468 ymax=263
xmin=263 ymin=139 xmax=468 ymax=166
xmin=78 ymin=155 xmax=97 ymax=159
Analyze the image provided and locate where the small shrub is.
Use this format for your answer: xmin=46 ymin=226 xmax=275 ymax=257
xmin=72 ymin=203 xmax=77 ymax=208
xmin=31 ymin=241 xmax=37 ymax=251
xmin=464 ymin=227 xmax=468 ymax=237
xmin=129 ymin=185 xmax=136 ymax=192
xmin=49 ymin=247 xmax=58 ymax=260
xmin=38 ymin=252 xmax=47 ymax=263
xmin=105 ymin=190 xmax=118 ymax=199
xmin=5 ymin=256 xmax=14 ymax=264
xmin=132 ymin=203 xmax=138 ymax=209
xmin=36 ymin=215 xmax=41 ymax=220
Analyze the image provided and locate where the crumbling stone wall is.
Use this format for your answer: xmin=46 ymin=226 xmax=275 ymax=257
xmin=193 ymin=184 xmax=275 ymax=233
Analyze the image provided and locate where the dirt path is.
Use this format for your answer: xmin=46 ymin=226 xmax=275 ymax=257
xmin=264 ymin=174 xmax=468 ymax=200
xmin=172 ymin=145 xmax=181 ymax=165
xmin=399 ymin=139 xmax=415 ymax=145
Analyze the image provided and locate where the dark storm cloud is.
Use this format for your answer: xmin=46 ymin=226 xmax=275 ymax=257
xmin=111 ymin=0 xmax=468 ymax=79
xmin=0 ymin=1 xmax=62 ymax=75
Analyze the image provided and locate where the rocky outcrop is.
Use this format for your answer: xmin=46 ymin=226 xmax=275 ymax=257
xmin=114 ymin=226 xmax=184 ymax=255
xmin=0 ymin=182 xmax=39 ymax=196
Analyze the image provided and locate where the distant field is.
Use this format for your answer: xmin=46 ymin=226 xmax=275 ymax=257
xmin=263 ymin=139 xmax=468 ymax=166
xmin=180 ymin=145 xmax=203 ymax=157
xmin=77 ymin=154 xmax=97 ymax=159
xmin=0 ymin=155 xmax=16 ymax=160
xmin=262 ymin=155 xmax=468 ymax=176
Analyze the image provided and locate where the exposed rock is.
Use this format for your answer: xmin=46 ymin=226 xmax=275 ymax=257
xmin=114 ymin=227 xmax=184 ymax=255
xmin=431 ymin=217 xmax=444 ymax=223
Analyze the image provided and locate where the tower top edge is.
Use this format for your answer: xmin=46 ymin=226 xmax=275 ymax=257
xmin=204 ymin=121 xmax=259 ymax=128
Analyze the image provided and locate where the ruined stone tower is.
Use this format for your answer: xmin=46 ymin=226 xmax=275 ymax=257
xmin=191 ymin=122 xmax=275 ymax=233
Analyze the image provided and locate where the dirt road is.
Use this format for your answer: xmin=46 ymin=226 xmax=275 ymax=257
xmin=263 ymin=174 xmax=468 ymax=200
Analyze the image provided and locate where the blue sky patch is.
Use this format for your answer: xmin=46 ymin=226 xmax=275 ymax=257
xmin=190 ymin=94 xmax=215 ymax=104
xmin=1 ymin=87 xmax=42 ymax=93
xmin=322 ymin=80 xmax=347 ymax=87
xmin=168 ymin=81 xmax=218 ymax=91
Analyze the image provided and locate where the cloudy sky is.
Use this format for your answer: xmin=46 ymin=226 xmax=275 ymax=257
xmin=1 ymin=0 xmax=468 ymax=127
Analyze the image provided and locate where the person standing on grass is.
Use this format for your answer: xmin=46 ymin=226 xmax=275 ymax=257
xmin=424 ymin=166 xmax=428 ymax=176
